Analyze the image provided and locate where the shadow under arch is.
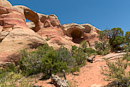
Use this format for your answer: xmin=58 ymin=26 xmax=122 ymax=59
xmin=69 ymin=28 xmax=84 ymax=44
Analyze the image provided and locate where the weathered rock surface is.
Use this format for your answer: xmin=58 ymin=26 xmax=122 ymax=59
xmin=0 ymin=28 xmax=45 ymax=53
xmin=12 ymin=5 xmax=74 ymax=50
xmin=0 ymin=3 xmax=45 ymax=63
xmin=51 ymin=74 xmax=68 ymax=87
xmin=0 ymin=0 xmax=12 ymax=7
xmin=13 ymin=5 xmax=61 ymax=32
xmin=0 ymin=6 xmax=28 ymax=31
xmin=0 ymin=28 xmax=45 ymax=63
xmin=62 ymin=23 xmax=100 ymax=47
xmin=26 ymin=22 xmax=35 ymax=30
xmin=0 ymin=0 xmax=100 ymax=65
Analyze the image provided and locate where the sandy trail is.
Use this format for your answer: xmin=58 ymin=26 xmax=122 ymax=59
xmin=35 ymin=53 xmax=125 ymax=87
xmin=66 ymin=55 xmax=108 ymax=87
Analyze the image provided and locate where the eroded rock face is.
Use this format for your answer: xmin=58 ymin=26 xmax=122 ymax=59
xmin=0 ymin=0 xmax=100 ymax=65
xmin=0 ymin=6 xmax=28 ymax=32
xmin=13 ymin=5 xmax=61 ymax=32
xmin=0 ymin=0 xmax=12 ymax=7
xmin=62 ymin=23 xmax=100 ymax=47
xmin=0 ymin=28 xmax=45 ymax=62
xmin=37 ymin=27 xmax=78 ymax=50
xmin=0 ymin=3 xmax=45 ymax=64
xmin=11 ymin=5 xmax=78 ymax=50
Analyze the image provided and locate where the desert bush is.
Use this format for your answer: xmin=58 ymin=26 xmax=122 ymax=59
xmin=19 ymin=42 xmax=97 ymax=77
xmin=125 ymin=32 xmax=130 ymax=44
xmin=85 ymin=48 xmax=97 ymax=56
xmin=102 ymin=52 xmax=130 ymax=87
xmin=80 ymin=41 xmax=88 ymax=51
xmin=18 ymin=43 xmax=81 ymax=77
xmin=111 ymin=36 xmax=126 ymax=51
xmin=41 ymin=49 xmax=68 ymax=76
xmin=70 ymin=66 xmax=80 ymax=73
xmin=0 ymin=69 xmax=33 ymax=87
xmin=19 ymin=50 xmax=43 ymax=75
xmin=57 ymin=46 xmax=75 ymax=68
xmin=80 ymin=41 xmax=96 ymax=56
xmin=99 ymin=28 xmax=126 ymax=52
xmin=19 ymin=44 xmax=70 ymax=76
xmin=108 ymin=28 xmax=124 ymax=50
xmin=95 ymin=41 xmax=110 ymax=55
xmin=72 ymin=46 xmax=87 ymax=66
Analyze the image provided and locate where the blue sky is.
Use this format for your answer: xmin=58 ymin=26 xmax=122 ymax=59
xmin=9 ymin=0 xmax=130 ymax=33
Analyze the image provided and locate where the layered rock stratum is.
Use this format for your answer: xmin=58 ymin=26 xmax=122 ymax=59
xmin=0 ymin=0 xmax=100 ymax=64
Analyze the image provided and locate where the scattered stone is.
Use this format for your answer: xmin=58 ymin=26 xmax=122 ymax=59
xmin=33 ymin=85 xmax=42 ymax=87
xmin=51 ymin=74 xmax=68 ymax=87
xmin=91 ymin=84 xmax=103 ymax=87
xmin=0 ymin=62 xmax=11 ymax=68
xmin=87 ymin=55 xmax=96 ymax=63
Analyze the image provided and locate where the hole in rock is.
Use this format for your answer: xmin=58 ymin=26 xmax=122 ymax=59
xmin=24 ymin=9 xmax=39 ymax=32
xmin=26 ymin=19 xmax=31 ymax=22
xmin=26 ymin=19 xmax=36 ymax=31
xmin=25 ymin=10 xmax=29 ymax=14
xmin=70 ymin=29 xmax=84 ymax=44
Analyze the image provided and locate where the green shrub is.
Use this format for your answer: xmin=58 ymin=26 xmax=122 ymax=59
xmin=123 ymin=43 xmax=130 ymax=52
xmin=72 ymin=46 xmax=87 ymax=66
xmin=80 ymin=41 xmax=88 ymax=51
xmin=19 ymin=43 xmax=95 ymax=77
xmin=80 ymin=41 xmax=96 ymax=56
xmin=41 ymin=49 xmax=68 ymax=75
xmin=19 ymin=50 xmax=43 ymax=75
xmin=57 ymin=46 xmax=75 ymax=68
xmin=85 ymin=48 xmax=97 ymax=56
xmin=125 ymin=32 xmax=130 ymax=44
xmin=95 ymin=41 xmax=110 ymax=55
xmin=102 ymin=52 xmax=130 ymax=87
xmin=19 ymin=44 xmax=74 ymax=76
xmin=99 ymin=28 xmax=126 ymax=52
xmin=0 ymin=69 xmax=33 ymax=87
xmin=70 ymin=66 xmax=80 ymax=73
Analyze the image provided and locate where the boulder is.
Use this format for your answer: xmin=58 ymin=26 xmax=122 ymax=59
xmin=51 ymin=74 xmax=68 ymax=87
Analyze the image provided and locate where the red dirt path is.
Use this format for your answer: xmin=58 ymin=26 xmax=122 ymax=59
xmin=35 ymin=53 xmax=125 ymax=87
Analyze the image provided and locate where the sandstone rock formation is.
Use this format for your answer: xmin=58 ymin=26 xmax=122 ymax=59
xmin=13 ymin=5 xmax=61 ymax=32
xmin=0 ymin=0 xmax=100 ymax=64
xmin=12 ymin=5 xmax=75 ymax=49
xmin=0 ymin=2 xmax=45 ymax=63
xmin=0 ymin=0 xmax=12 ymax=7
xmin=62 ymin=23 xmax=100 ymax=47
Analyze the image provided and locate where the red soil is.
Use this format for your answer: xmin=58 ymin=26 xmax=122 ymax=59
xmin=34 ymin=53 xmax=125 ymax=87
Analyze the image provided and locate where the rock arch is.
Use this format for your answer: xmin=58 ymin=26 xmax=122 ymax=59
xmin=13 ymin=5 xmax=40 ymax=32
xmin=70 ymin=28 xmax=83 ymax=39
xmin=67 ymin=28 xmax=84 ymax=43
